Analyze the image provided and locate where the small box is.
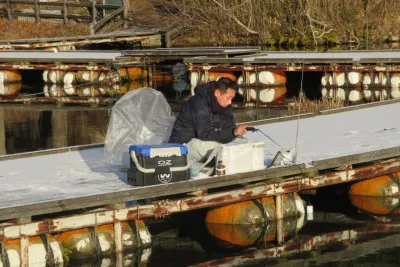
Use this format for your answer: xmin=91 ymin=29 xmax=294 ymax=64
xmin=127 ymin=144 xmax=190 ymax=186
xmin=217 ymin=141 xmax=265 ymax=175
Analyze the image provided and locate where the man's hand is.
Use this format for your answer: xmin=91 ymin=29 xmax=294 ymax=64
xmin=234 ymin=125 xmax=250 ymax=136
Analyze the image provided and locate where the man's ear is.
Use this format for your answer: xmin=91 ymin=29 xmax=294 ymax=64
xmin=214 ymin=89 xmax=221 ymax=97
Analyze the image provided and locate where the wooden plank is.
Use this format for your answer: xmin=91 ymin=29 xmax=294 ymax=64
xmin=311 ymin=146 xmax=400 ymax=170
xmin=92 ymin=6 xmax=124 ymax=32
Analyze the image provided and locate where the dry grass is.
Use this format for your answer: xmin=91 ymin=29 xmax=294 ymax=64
xmin=0 ymin=20 xmax=89 ymax=40
xmin=288 ymin=93 xmax=345 ymax=115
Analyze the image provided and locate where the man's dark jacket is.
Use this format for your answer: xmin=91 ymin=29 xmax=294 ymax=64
xmin=169 ymin=82 xmax=236 ymax=144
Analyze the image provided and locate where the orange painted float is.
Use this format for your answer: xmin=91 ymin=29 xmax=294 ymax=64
xmin=0 ymin=82 xmax=22 ymax=97
xmin=205 ymin=72 xmax=236 ymax=82
xmin=349 ymin=195 xmax=400 ymax=222
xmin=349 ymin=172 xmax=400 ymax=197
xmin=0 ymin=70 xmax=22 ymax=83
xmin=205 ymin=193 xmax=304 ymax=224
xmin=119 ymin=67 xmax=148 ymax=81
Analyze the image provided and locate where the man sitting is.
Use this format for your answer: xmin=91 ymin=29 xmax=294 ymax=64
xmin=169 ymin=77 xmax=249 ymax=162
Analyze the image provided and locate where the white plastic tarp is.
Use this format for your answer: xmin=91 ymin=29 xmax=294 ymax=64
xmin=104 ymin=88 xmax=175 ymax=166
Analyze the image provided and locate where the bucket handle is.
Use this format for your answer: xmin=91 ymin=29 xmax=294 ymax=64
xmin=130 ymin=151 xmax=190 ymax=173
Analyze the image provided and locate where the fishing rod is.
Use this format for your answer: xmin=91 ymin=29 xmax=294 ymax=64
xmin=246 ymin=127 xmax=289 ymax=152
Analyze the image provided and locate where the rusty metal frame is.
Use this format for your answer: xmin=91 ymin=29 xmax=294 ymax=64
xmin=0 ymin=157 xmax=398 ymax=241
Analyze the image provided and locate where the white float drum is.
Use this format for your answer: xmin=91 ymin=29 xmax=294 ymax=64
xmin=63 ymin=83 xmax=77 ymax=96
xmin=321 ymin=73 xmax=332 ymax=87
xmin=63 ymin=71 xmax=77 ymax=85
xmin=75 ymin=71 xmax=100 ymax=83
xmin=347 ymin=72 xmax=362 ymax=86
xmin=373 ymin=88 xmax=388 ymax=101
xmin=48 ymin=84 xmax=64 ymax=97
xmin=257 ymin=71 xmax=286 ymax=86
xmin=335 ymin=88 xmax=347 ymax=101
xmin=48 ymin=70 xmax=64 ymax=84
xmin=391 ymin=72 xmax=400 ymax=88
xmin=362 ymin=73 xmax=372 ymax=86
xmin=390 ymin=87 xmax=400 ymax=99
xmin=348 ymin=87 xmax=363 ymax=104
xmin=237 ymin=72 xmax=257 ymax=85
xmin=321 ymin=87 xmax=328 ymax=98
xmin=77 ymin=85 xmax=100 ymax=97
xmin=362 ymin=85 xmax=373 ymax=102
xmin=371 ymin=72 xmax=388 ymax=87
xmin=334 ymin=72 xmax=361 ymax=87
xmin=258 ymin=86 xmax=287 ymax=104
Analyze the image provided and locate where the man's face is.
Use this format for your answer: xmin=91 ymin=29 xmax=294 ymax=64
xmin=215 ymin=88 xmax=236 ymax=108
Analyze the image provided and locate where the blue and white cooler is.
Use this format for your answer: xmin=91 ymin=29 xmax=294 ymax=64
xmin=127 ymin=144 xmax=191 ymax=186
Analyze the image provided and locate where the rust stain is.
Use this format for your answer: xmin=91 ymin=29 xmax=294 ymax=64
xmin=126 ymin=209 xmax=138 ymax=220
xmin=37 ymin=219 xmax=56 ymax=234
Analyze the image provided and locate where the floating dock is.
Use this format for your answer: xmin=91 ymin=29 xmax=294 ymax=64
xmin=1 ymin=49 xmax=399 ymax=106
xmin=0 ymin=99 xmax=400 ymax=264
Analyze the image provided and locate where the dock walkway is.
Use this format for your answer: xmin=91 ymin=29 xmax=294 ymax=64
xmin=1 ymin=99 xmax=400 ymax=221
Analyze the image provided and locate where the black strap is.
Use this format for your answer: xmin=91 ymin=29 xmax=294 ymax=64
xmin=388 ymin=174 xmax=400 ymax=188
xmin=251 ymin=199 xmax=269 ymax=245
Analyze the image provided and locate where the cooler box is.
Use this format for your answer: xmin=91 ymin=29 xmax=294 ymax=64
xmin=218 ymin=141 xmax=265 ymax=175
xmin=127 ymin=144 xmax=190 ymax=186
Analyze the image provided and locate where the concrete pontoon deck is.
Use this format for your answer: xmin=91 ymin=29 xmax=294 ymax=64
xmin=1 ymin=99 xmax=400 ymax=221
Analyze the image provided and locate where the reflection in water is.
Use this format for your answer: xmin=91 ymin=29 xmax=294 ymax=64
xmin=0 ymin=106 xmax=110 ymax=155
xmin=321 ymin=86 xmax=399 ymax=104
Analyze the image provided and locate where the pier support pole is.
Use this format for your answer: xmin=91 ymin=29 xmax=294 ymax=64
xmin=275 ymin=194 xmax=284 ymax=245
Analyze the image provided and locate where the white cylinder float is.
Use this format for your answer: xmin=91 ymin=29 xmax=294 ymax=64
xmin=63 ymin=71 xmax=77 ymax=84
xmin=348 ymin=89 xmax=363 ymax=103
xmin=257 ymin=71 xmax=286 ymax=85
xmin=63 ymin=83 xmax=76 ymax=96
xmin=391 ymin=87 xmax=400 ymax=99
xmin=391 ymin=73 xmax=400 ymax=88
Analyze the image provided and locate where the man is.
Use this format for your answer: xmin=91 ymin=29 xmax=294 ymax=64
xmin=169 ymin=77 xmax=249 ymax=162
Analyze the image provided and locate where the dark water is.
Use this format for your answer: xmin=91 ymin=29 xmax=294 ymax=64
xmin=1 ymin=87 xmax=400 ymax=266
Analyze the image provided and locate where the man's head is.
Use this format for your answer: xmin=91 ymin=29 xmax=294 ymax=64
xmin=214 ymin=77 xmax=238 ymax=108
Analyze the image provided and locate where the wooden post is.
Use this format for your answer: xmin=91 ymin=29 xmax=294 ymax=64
xmin=122 ymin=0 xmax=129 ymax=30
xmin=92 ymin=0 xmax=96 ymax=25
xmin=35 ymin=0 xmax=40 ymax=23
xmin=63 ymin=0 xmax=68 ymax=24
xmin=6 ymin=0 xmax=12 ymax=21
xmin=275 ymin=194 xmax=284 ymax=245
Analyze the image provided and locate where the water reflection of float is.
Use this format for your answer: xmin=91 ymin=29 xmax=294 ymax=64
xmin=321 ymin=86 xmax=400 ymax=103
xmin=349 ymin=172 xmax=400 ymax=221
xmin=0 ymin=70 xmax=22 ymax=97
xmin=192 ymin=222 xmax=400 ymax=267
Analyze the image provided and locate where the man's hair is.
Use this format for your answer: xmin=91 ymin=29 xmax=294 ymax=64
xmin=216 ymin=77 xmax=238 ymax=94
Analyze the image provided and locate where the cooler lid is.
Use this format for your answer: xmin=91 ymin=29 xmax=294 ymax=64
xmin=129 ymin=143 xmax=188 ymax=157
